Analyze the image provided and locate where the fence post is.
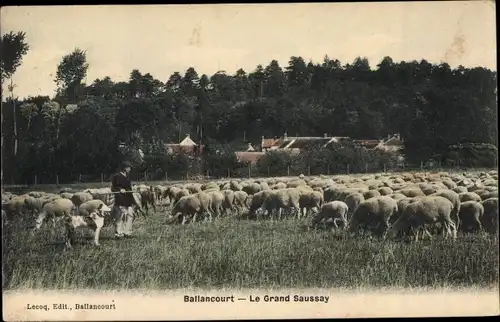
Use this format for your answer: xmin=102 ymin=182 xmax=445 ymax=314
xmin=227 ymin=168 xmax=230 ymax=178
xmin=267 ymin=166 xmax=270 ymax=176
xmin=56 ymin=174 xmax=59 ymax=185
xmin=308 ymin=165 xmax=311 ymax=176
xmin=165 ymin=171 xmax=168 ymax=181
xmin=384 ymin=163 xmax=386 ymax=173
xmin=365 ymin=164 xmax=368 ymax=173
xmin=248 ymin=164 xmax=251 ymax=178
xmin=420 ymin=161 xmax=423 ymax=170
xmin=79 ymin=174 xmax=82 ymax=182
xmin=34 ymin=175 xmax=38 ymax=186
xmin=186 ymin=172 xmax=189 ymax=181
xmin=347 ymin=164 xmax=350 ymax=174
xmin=287 ymin=165 xmax=290 ymax=176
xmin=327 ymin=164 xmax=330 ymax=175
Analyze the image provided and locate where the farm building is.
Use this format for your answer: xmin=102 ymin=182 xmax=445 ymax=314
xmin=165 ymin=134 xmax=204 ymax=155
xmin=261 ymin=132 xmax=351 ymax=153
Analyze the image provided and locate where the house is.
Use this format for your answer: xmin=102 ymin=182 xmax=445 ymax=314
xmin=261 ymin=137 xmax=283 ymax=152
xmin=353 ymin=139 xmax=382 ymax=150
xmin=262 ymin=132 xmax=351 ymax=153
xmin=374 ymin=134 xmax=404 ymax=152
xmin=235 ymin=151 xmax=265 ymax=165
xmin=246 ymin=143 xmax=256 ymax=152
xmin=165 ymin=134 xmax=204 ymax=155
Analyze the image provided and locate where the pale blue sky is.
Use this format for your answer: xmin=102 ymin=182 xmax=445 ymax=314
xmin=1 ymin=2 xmax=496 ymax=99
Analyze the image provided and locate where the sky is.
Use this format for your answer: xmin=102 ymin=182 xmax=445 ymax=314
xmin=1 ymin=2 xmax=497 ymax=100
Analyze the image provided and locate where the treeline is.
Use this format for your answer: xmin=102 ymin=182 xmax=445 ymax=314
xmin=1 ymin=31 xmax=498 ymax=184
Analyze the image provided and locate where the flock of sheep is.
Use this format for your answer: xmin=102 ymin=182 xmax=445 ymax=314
xmin=2 ymin=170 xmax=499 ymax=248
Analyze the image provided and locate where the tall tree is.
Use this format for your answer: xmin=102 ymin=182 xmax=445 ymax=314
xmin=0 ymin=31 xmax=30 ymax=182
xmin=54 ymin=48 xmax=89 ymax=103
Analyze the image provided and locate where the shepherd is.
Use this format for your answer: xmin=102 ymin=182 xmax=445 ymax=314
xmin=111 ymin=161 xmax=135 ymax=238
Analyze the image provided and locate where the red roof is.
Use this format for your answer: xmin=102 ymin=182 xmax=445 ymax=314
xmin=262 ymin=138 xmax=282 ymax=149
xmin=235 ymin=152 xmax=265 ymax=164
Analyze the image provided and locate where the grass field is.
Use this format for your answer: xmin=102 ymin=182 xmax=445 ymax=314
xmin=3 ymin=209 xmax=499 ymax=291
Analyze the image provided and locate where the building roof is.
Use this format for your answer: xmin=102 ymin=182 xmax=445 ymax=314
xmin=354 ymin=139 xmax=381 ymax=149
xmin=179 ymin=135 xmax=197 ymax=146
xmin=383 ymin=137 xmax=404 ymax=146
xmin=235 ymin=152 xmax=265 ymax=164
xmin=262 ymin=138 xmax=283 ymax=149
xmin=287 ymin=138 xmax=332 ymax=149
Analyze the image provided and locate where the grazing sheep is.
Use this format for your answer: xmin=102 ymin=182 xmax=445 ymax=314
xmin=386 ymin=196 xmax=457 ymax=241
xmin=206 ymin=190 xmax=225 ymax=219
xmin=458 ymin=201 xmax=484 ymax=233
xmin=309 ymin=201 xmax=349 ymax=229
xmin=261 ymin=188 xmax=301 ymax=220
xmin=348 ymin=196 xmax=398 ymax=236
xmin=71 ymin=192 xmax=93 ymax=208
xmin=233 ymin=191 xmax=250 ymax=214
xmin=167 ymin=192 xmax=213 ymax=225
xmin=430 ymin=189 xmax=461 ymax=228
xmin=344 ymin=193 xmax=365 ymax=221
xmin=480 ymin=198 xmax=498 ymax=234
xmin=248 ymin=190 xmax=275 ymax=218
xmin=34 ymin=198 xmax=75 ymax=230
xmin=298 ymin=190 xmax=324 ymax=218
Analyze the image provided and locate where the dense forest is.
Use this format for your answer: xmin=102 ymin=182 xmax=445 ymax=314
xmin=1 ymin=31 xmax=498 ymax=184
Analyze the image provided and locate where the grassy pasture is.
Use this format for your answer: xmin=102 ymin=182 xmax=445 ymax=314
xmin=3 ymin=209 xmax=498 ymax=291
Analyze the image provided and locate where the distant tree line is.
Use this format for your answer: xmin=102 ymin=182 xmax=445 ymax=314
xmin=1 ymin=30 xmax=497 ymax=184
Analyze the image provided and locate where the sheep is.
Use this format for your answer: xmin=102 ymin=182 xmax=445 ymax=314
xmin=480 ymin=198 xmax=498 ymax=234
xmin=378 ymin=187 xmax=393 ymax=196
xmin=220 ymin=189 xmax=236 ymax=215
xmin=60 ymin=192 xmax=73 ymax=200
xmin=34 ymin=198 xmax=75 ymax=230
xmin=344 ymin=193 xmax=365 ymax=221
xmin=309 ymin=201 xmax=349 ymax=229
xmin=230 ymin=181 xmax=243 ymax=191
xmin=459 ymin=192 xmax=482 ymax=203
xmin=71 ymin=192 xmax=93 ymax=208
xmin=233 ymin=190 xmax=250 ymax=215
xmin=298 ymin=190 xmax=324 ymax=218
xmin=386 ymin=196 xmax=457 ymax=241
xmin=398 ymin=187 xmax=425 ymax=198
xmin=243 ymin=183 xmax=262 ymax=196
xmin=430 ymin=189 xmax=461 ymax=228
xmin=362 ymin=190 xmax=381 ymax=200
xmin=260 ymin=188 xmax=301 ymax=220
xmin=206 ymin=190 xmax=225 ymax=219
xmin=167 ymin=192 xmax=213 ymax=225
xmin=248 ymin=190 xmax=275 ymax=218
xmin=348 ymin=196 xmax=399 ymax=236
xmin=458 ymin=201 xmax=484 ymax=233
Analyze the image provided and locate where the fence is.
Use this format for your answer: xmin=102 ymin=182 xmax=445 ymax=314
xmin=3 ymin=160 xmax=496 ymax=189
